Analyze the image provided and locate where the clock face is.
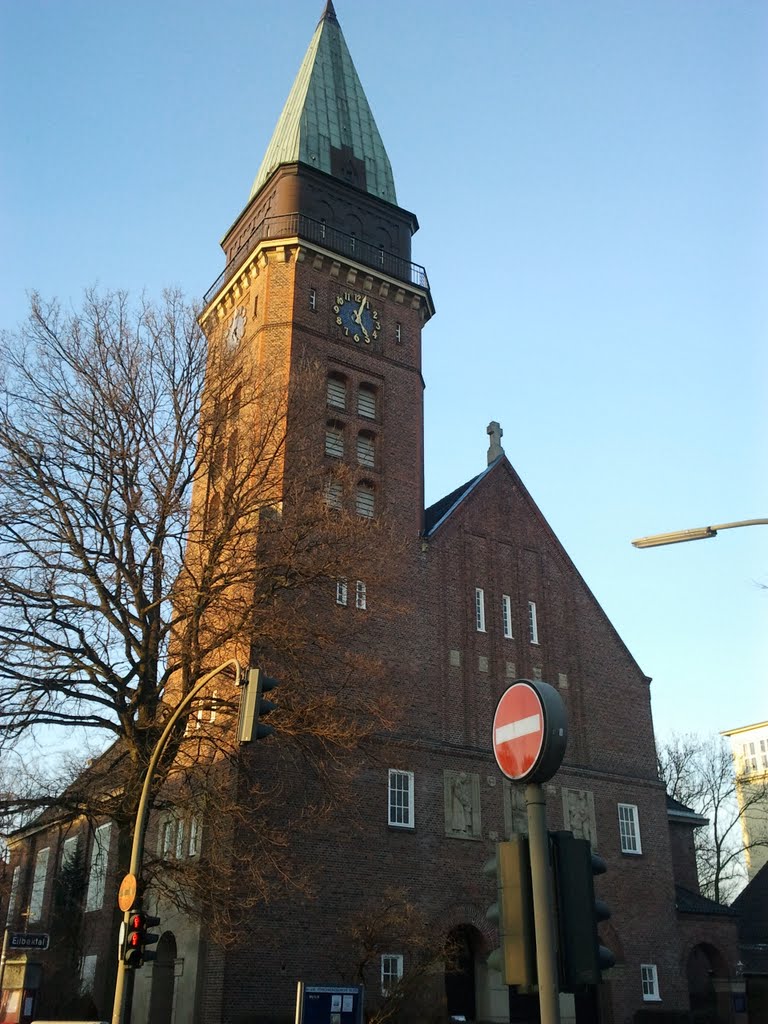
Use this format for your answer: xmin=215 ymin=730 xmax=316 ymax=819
xmin=333 ymin=292 xmax=380 ymax=345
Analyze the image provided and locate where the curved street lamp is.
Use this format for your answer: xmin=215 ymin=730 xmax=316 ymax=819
xmin=632 ymin=519 xmax=768 ymax=549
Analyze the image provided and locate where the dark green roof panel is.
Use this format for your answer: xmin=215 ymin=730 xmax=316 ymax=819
xmin=249 ymin=2 xmax=396 ymax=204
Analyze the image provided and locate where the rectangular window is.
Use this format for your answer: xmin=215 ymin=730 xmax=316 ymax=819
xmin=29 ymin=847 xmax=50 ymax=922
xmin=60 ymin=835 xmax=79 ymax=871
xmin=356 ymin=484 xmax=375 ymax=518
xmin=395 ymin=322 xmax=402 ymax=344
xmin=325 ymin=425 xmax=344 ymax=458
xmin=356 ymin=580 xmax=367 ymax=610
xmin=388 ymin=769 xmax=414 ymax=829
xmin=357 ymin=433 xmax=375 ymax=467
xmin=325 ymin=479 xmax=343 ymax=510
xmin=6 ymin=865 xmax=20 ymax=924
xmin=80 ymin=953 xmax=98 ymax=995
xmin=381 ymin=953 xmax=404 ymax=994
xmin=336 ymin=579 xmax=348 ymax=606
xmin=175 ymin=819 xmax=186 ymax=860
xmin=161 ymin=818 xmax=175 ymax=858
xmin=85 ymin=822 xmax=112 ymax=911
xmin=309 ymin=288 xmax=317 ymax=311
xmin=502 ymin=595 xmax=513 ymax=639
xmin=188 ymin=817 xmax=201 ymax=857
xmin=641 ymin=963 xmax=660 ymax=1001
xmin=357 ymin=385 xmax=376 ymax=419
xmin=327 ymin=376 xmax=346 ymax=410
xmin=618 ymin=803 xmax=642 ymax=854
xmin=475 ymin=588 xmax=486 ymax=633
xmin=528 ymin=601 xmax=539 ymax=644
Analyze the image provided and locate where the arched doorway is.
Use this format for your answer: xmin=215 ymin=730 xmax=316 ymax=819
xmin=445 ymin=925 xmax=480 ymax=1021
xmin=148 ymin=931 xmax=177 ymax=1024
xmin=686 ymin=942 xmax=732 ymax=1023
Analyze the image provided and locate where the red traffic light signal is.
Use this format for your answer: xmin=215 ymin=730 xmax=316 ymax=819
xmin=122 ymin=907 xmax=161 ymax=969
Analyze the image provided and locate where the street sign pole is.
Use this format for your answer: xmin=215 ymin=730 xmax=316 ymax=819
xmin=0 ymin=927 xmax=9 ymax=1003
xmin=526 ymin=782 xmax=561 ymax=1024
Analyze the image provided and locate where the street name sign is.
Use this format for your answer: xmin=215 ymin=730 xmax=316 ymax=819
xmin=492 ymin=679 xmax=567 ymax=783
xmin=10 ymin=932 xmax=50 ymax=950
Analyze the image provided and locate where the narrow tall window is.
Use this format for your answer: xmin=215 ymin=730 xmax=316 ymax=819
xmin=85 ymin=822 xmax=112 ymax=911
xmin=502 ymin=595 xmax=513 ymax=639
xmin=309 ymin=288 xmax=317 ymax=311
xmin=325 ymin=479 xmax=343 ymax=510
xmin=188 ymin=817 xmax=201 ymax=857
xmin=6 ymin=865 xmax=20 ymax=924
xmin=175 ymin=819 xmax=186 ymax=860
xmin=161 ymin=819 xmax=175 ymax=858
xmin=528 ymin=601 xmax=539 ymax=644
xmin=379 ymin=245 xmax=385 ymax=267
xmin=618 ymin=803 xmax=642 ymax=854
xmin=356 ymin=482 xmax=375 ymax=518
xmin=641 ymin=964 xmax=660 ymax=1001
xmin=325 ymin=423 xmax=344 ymax=458
xmin=381 ymin=954 xmax=404 ymax=994
xmin=395 ymin=322 xmax=402 ymax=344
xmin=357 ymin=383 xmax=377 ymax=419
xmin=356 ymin=580 xmax=367 ymax=610
xmin=79 ymin=954 xmax=98 ymax=996
xmin=60 ymin=835 xmax=79 ymax=871
xmin=336 ymin=579 xmax=348 ymax=606
xmin=357 ymin=432 xmax=375 ymax=468
xmin=388 ymin=769 xmax=414 ymax=828
xmin=475 ymin=588 xmax=486 ymax=633
xmin=28 ymin=848 xmax=50 ymax=922
xmin=350 ymin=234 xmax=356 ymax=253
xmin=327 ymin=374 xmax=347 ymax=411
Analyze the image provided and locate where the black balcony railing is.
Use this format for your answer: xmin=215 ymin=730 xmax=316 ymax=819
xmin=203 ymin=212 xmax=429 ymax=306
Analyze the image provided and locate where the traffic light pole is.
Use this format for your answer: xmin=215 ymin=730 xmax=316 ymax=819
xmin=110 ymin=659 xmax=242 ymax=1024
xmin=525 ymin=782 xmax=561 ymax=1024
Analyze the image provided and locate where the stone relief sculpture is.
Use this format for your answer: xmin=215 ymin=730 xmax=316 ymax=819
xmin=503 ymin=782 xmax=528 ymax=837
xmin=562 ymin=787 xmax=597 ymax=847
xmin=444 ymin=770 xmax=481 ymax=839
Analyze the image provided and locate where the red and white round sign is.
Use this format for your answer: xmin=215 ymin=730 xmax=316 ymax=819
xmin=492 ymin=679 xmax=568 ymax=783
xmin=492 ymin=681 xmax=546 ymax=781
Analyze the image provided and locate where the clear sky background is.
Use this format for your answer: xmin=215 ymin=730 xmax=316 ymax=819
xmin=1 ymin=0 xmax=765 ymax=748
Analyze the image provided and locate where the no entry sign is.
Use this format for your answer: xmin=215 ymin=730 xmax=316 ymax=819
xmin=492 ymin=679 xmax=567 ymax=783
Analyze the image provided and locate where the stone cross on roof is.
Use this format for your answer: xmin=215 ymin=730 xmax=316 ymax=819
xmin=487 ymin=421 xmax=505 ymax=465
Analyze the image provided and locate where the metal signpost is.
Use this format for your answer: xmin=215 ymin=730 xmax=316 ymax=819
xmin=492 ymin=679 xmax=568 ymax=1024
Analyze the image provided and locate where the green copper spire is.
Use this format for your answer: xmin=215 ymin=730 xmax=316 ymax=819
xmin=249 ymin=2 xmax=397 ymax=204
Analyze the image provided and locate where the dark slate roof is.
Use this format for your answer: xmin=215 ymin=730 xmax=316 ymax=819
xmin=675 ymin=884 xmax=736 ymax=917
xmin=732 ymin=860 xmax=768 ymax=945
xmin=667 ymin=793 xmax=709 ymax=826
xmin=424 ymin=460 xmax=505 ymax=537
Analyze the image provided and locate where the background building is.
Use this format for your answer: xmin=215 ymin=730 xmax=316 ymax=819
xmin=723 ymin=720 xmax=768 ymax=881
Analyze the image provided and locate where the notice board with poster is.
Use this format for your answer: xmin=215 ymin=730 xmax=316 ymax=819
xmin=294 ymin=983 xmax=364 ymax=1024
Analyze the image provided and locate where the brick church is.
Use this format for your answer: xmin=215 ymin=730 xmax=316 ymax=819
xmin=2 ymin=4 xmax=745 ymax=1024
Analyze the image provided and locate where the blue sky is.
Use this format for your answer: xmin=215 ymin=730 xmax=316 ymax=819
xmin=1 ymin=0 xmax=765 ymax=746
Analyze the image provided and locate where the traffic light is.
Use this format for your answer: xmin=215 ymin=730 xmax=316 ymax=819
xmin=483 ymin=837 xmax=536 ymax=987
xmin=238 ymin=666 xmax=279 ymax=743
xmin=550 ymin=830 xmax=615 ymax=990
xmin=122 ymin=907 xmax=161 ymax=968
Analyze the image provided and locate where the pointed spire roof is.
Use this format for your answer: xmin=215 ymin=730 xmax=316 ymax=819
xmin=249 ymin=3 xmax=397 ymax=204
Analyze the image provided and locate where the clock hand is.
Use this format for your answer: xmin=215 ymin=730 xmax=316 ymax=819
xmin=356 ymin=295 xmax=368 ymax=321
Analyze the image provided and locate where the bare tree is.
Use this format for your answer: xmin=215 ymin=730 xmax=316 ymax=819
xmin=0 ymin=289 xmax=402 ymax=938
xmin=658 ymin=732 xmax=768 ymax=903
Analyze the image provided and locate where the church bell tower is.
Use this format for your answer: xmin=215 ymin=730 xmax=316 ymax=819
xmin=200 ymin=1 xmax=434 ymax=538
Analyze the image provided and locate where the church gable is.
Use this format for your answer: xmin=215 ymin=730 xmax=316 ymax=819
xmin=422 ymin=456 xmax=656 ymax=778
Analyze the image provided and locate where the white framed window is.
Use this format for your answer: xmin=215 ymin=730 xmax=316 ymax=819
xmin=327 ymin=375 xmax=346 ymax=411
xmin=28 ymin=847 xmax=50 ymax=922
xmin=528 ymin=601 xmax=539 ymax=644
xmin=175 ymin=819 xmax=186 ymax=860
xmin=475 ymin=588 xmax=486 ymax=633
xmin=356 ymin=580 xmax=367 ymax=610
xmin=79 ymin=953 xmax=98 ymax=995
xmin=336 ymin=579 xmax=348 ymax=606
xmin=188 ymin=816 xmax=201 ymax=857
xmin=85 ymin=823 xmax=111 ymax=911
xmin=502 ymin=595 xmax=513 ymax=639
xmin=356 ymin=482 xmax=375 ymax=518
xmin=381 ymin=953 xmax=403 ymax=994
xmin=388 ymin=769 xmax=414 ymax=829
xmin=309 ymin=288 xmax=317 ymax=311
xmin=641 ymin=963 xmax=660 ymax=1001
xmin=357 ymin=432 xmax=375 ymax=468
xmin=357 ymin=384 xmax=377 ymax=419
xmin=618 ymin=803 xmax=642 ymax=854
xmin=325 ymin=478 xmax=343 ymax=510
xmin=395 ymin=322 xmax=402 ymax=344
xmin=60 ymin=835 xmax=79 ymax=871
xmin=161 ymin=818 xmax=175 ymax=858
xmin=6 ymin=865 xmax=20 ymax=924
xmin=325 ymin=424 xmax=344 ymax=458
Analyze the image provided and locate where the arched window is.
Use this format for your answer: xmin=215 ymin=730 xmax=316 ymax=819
xmin=325 ymin=422 xmax=344 ymax=459
xmin=327 ymin=373 xmax=347 ymax=411
xmin=356 ymin=481 xmax=375 ymax=518
xmin=357 ymin=383 xmax=377 ymax=420
xmin=357 ymin=431 xmax=375 ymax=468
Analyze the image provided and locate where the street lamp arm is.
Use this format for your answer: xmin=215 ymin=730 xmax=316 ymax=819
xmin=632 ymin=518 xmax=768 ymax=549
